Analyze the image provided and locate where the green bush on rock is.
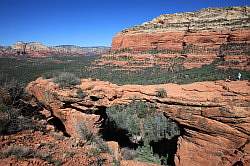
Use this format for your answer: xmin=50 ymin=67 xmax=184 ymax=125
xmin=0 ymin=83 xmax=44 ymax=135
xmin=135 ymin=145 xmax=161 ymax=165
xmin=106 ymin=100 xmax=180 ymax=142
xmin=106 ymin=100 xmax=180 ymax=165
xmin=53 ymin=72 xmax=80 ymax=88
xmin=76 ymin=122 xmax=110 ymax=153
xmin=156 ymin=88 xmax=167 ymax=98
xmin=144 ymin=114 xmax=180 ymax=143
xmin=106 ymin=105 xmax=141 ymax=137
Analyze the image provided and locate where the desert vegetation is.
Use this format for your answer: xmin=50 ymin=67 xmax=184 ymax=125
xmin=0 ymin=55 xmax=248 ymax=165
xmin=76 ymin=122 xmax=120 ymax=165
xmin=156 ymin=88 xmax=167 ymax=98
xmin=105 ymin=100 xmax=180 ymax=165
xmin=110 ymin=42 xmax=250 ymax=56
xmin=0 ymin=80 xmax=119 ymax=165
xmin=0 ymin=81 xmax=66 ymax=165
xmin=0 ymin=80 xmax=45 ymax=135
xmin=0 ymin=145 xmax=62 ymax=166
xmin=53 ymin=72 xmax=81 ymax=88
xmin=0 ymin=56 xmax=249 ymax=87
xmin=0 ymin=5 xmax=249 ymax=166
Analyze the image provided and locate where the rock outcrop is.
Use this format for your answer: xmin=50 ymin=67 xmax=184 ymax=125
xmin=27 ymin=78 xmax=250 ymax=166
xmin=110 ymin=7 xmax=250 ymax=70
xmin=112 ymin=7 xmax=250 ymax=51
xmin=0 ymin=42 xmax=110 ymax=57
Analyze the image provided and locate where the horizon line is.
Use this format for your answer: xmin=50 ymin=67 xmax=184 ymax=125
xmin=0 ymin=41 xmax=111 ymax=48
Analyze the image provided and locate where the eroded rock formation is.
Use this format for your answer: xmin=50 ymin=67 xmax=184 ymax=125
xmin=112 ymin=7 xmax=250 ymax=51
xmin=27 ymin=78 xmax=250 ymax=166
xmin=110 ymin=7 xmax=250 ymax=70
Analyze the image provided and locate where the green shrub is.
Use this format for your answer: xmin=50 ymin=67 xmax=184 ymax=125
xmin=0 ymin=146 xmax=35 ymax=159
xmin=156 ymin=88 xmax=167 ymax=98
xmin=35 ymin=152 xmax=62 ymax=166
xmin=76 ymin=122 xmax=95 ymax=143
xmin=42 ymin=71 xmax=62 ymax=79
xmin=51 ymin=159 xmax=63 ymax=166
xmin=76 ymin=122 xmax=110 ymax=153
xmin=143 ymin=113 xmax=180 ymax=143
xmin=76 ymin=88 xmax=86 ymax=98
xmin=88 ymin=156 xmax=106 ymax=166
xmin=0 ymin=107 xmax=37 ymax=135
xmin=0 ymin=103 xmax=9 ymax=112
xmin=111 ymin=48 xmax=132 ymax=54
xmin=106 ymin=104 xmax=141 ymax=137
xmin=53 ymin=72 xmax=80 ymax=88
xmin=0 ymin=146 xmax=62 ymax=166
xmin=94 ymin=136 xmax=111 ymax=153
xmin=135 ymin=145 xmax=161 ymax=165
xmin=121 ymin=148 xmax=138 ymax=160
xmin=65 ymin=151 xmax=75 ymax=158
xmin=43 ymin=91 xmax=57 ymax=103
xmin=133 ymin=101 xmax=156 ymax=119
xmin=87 ymin=148 xmax=102 ymax=157
xmin=0 ymin=82 xmax=45 ymax=135
xmin=112 ymin=159 xmax=120 ymax=166
xmin=106 ymin=101 xmax=180 ymax=143
xmin=0 ymin=112 xmax=9 ymax=134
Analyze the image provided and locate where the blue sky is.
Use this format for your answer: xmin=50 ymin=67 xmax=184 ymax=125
xmin=0 ymin=0 xmax=249 ymax=46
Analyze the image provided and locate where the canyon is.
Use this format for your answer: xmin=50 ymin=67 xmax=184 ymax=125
xmin=26 ymin=78 xmax=250 ymax=166
xmin=0 ymin=6 xmax=249 ymax=166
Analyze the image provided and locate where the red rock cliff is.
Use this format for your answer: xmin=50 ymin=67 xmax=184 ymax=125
xmin=27 ymin=78 xmax=250 ymax=166
xmin=112 ymin=7 xmax=250 ymax=53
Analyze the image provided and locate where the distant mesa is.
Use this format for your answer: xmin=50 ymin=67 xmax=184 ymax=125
xmin=0 ymin=41 xmax=110 ymax=57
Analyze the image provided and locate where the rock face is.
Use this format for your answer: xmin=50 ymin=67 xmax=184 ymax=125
xmin=27 ymin=78 xmax=250 ymax=166
xmin=112 ymin=7 xmax=250 ymax=51
xmin=0 ymin=42 xmax=110 ymax=57
xmin=111 ymin=7 xmax=250 ymax=70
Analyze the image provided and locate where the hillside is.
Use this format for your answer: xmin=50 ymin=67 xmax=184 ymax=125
xmin=108 ymin=7 xmax=250 ymax=70
xmin=0 ymin=42 xmax=110 ymax=57
xmin=112 ymin=6 xmax=249 ymax=51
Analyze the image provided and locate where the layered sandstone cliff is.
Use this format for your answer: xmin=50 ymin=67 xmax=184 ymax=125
xmin=112 ymin=6 xmax=250 ymax=51
xmin=27 ymin=78 xmax=250 ymax=166
xmin=110 ymin=7 xmax=250 ymax=70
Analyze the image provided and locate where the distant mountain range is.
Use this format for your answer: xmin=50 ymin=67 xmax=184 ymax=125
xmin=0 ymin=41 xmax=110 ymax=57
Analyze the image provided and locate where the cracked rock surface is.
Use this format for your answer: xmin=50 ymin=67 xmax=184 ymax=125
xmin=26 ymin=78 xmax=250 ymax=166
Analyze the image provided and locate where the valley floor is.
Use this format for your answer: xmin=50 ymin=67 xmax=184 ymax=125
xmin=0 ymin=56 xmax=249 ymax=86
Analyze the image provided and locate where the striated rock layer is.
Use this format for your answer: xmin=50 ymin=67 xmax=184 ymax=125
xmin=27 ymin=78 xmax=250 ymax=166
xmin=112 ymin=7 xmax=250 ymax=51
xmin=111 ymin=7 xmax=250 ymax=70
xmin=112 ymin=29 xmax=250 ymax=52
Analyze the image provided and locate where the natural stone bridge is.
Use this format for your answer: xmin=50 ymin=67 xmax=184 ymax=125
xmin=27 ymin=78 xmax=250 ymax=166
